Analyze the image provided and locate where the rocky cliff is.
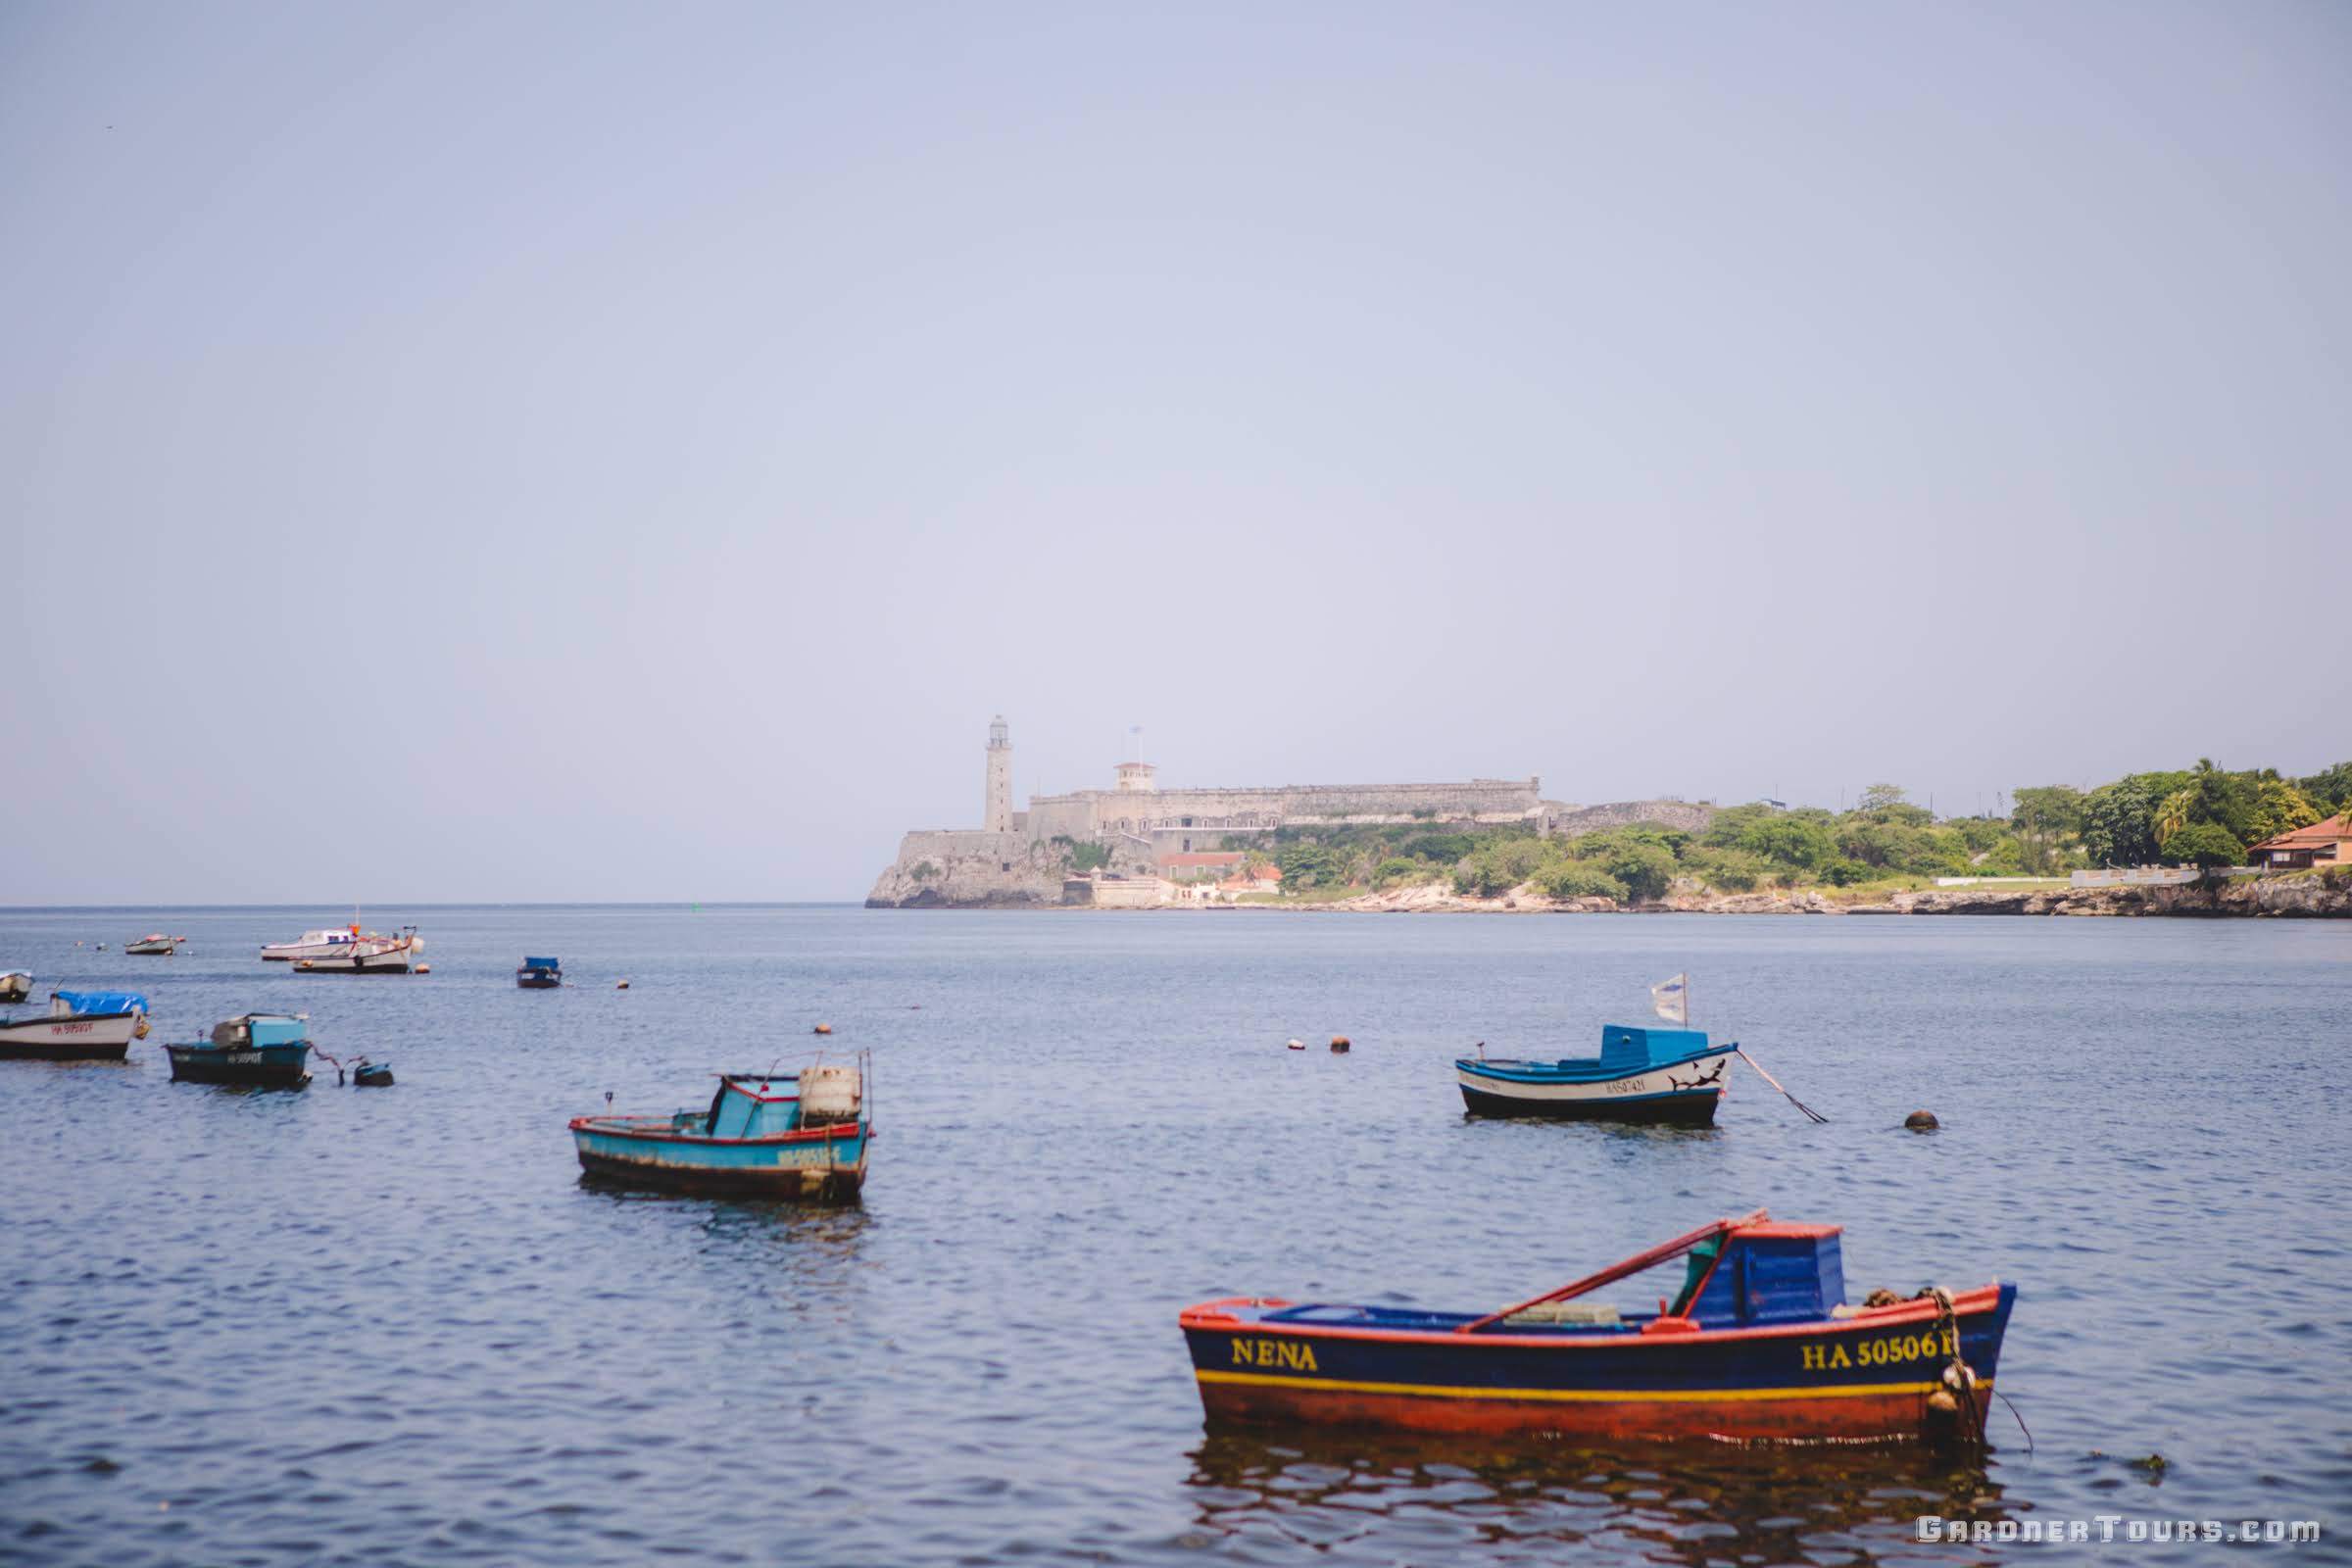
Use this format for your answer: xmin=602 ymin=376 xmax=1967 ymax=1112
xmin=864 ymin=828 xmax=1154 ymax=908
xmin=1870 ymin=870 xmax=2350 ymax=918
xmin=1317 ymin=868 xmax=2351 ymax=917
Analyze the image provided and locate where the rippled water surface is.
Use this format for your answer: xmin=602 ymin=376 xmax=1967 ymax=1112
xmin=2 ymin=906 xmax=2346 ymax=1565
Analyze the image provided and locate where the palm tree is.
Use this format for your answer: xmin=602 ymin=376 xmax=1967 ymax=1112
xmin=2153 ymin=789 xmax=2192 ymax=849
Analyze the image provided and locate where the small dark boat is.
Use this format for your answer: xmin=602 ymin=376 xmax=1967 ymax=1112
xmin=571 ymin=1056 xmax=870 ymax=1200
xmin=0 ymin=991 xmax=148 ymax=1061
xmin=1181 ymin=1210 xmax=2014 ymax=1446
xmin=166 ymin=1014 xmax=313 ymax=1087
xmin=516 ymin=956 xmax=562 ymax=989
xmin=124 ymin=934 xmax=176 ymax=956
xmin=352 ymin=1059 xmax=394 ymax=1087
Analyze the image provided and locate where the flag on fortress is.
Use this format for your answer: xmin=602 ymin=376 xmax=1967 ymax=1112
xmin=1651 ymin=973 xmax=1688 ymax=1025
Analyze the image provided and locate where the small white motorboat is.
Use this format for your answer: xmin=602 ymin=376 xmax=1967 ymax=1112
xmin=295 ymin=928 xmax=423 ymax=974
xmin=124 ymin=934 xmax=176 ymax=956
xmin=0 ymin=971 xmax=31 ymax=1004
xmin=261 ymin=927 xmax=363 ymax=962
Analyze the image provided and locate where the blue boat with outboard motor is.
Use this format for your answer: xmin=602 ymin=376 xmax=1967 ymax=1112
xmin=1456 ymin=1024 xmax=1737 ymax=1124
xmin=166 ymin=1014 xmax=314 ymax=1087
xmin=516 ymin=956 xmax=562 ymax=989
xmin=570 ymin=1055 xmax=871 ymax=1200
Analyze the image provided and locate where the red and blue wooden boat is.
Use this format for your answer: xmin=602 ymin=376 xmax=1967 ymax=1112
xmin=1180 ymin=1211 xmax=2015 ymax=1445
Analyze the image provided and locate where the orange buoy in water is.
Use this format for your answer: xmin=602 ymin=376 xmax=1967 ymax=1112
xmin=813 ymin=1022 xmax=832 ymax=1035
xmin=1330 ymin=1035 xmax=1351 ymax=1052
xmin=416 ymin=963 xmax=431 ymax=974
xmin=1904 ymin=1109 xmax=1938 ymax=1131
xmin=617 ymin=979 xmax=631 ymax=990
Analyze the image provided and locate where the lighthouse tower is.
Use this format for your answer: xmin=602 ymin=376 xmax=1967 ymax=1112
xmin=984 ymin=715 xmax=1013 ymax=832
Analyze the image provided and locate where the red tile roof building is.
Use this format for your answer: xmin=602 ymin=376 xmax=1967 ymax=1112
xmin=2246 ymin=813 xmax=2350 ymax=869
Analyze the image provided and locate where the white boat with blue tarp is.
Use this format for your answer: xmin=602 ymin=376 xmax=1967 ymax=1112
xmin=571 ymin=1056 xmax=871 ymax=1200
xmin=0 ymin=991 xmax=149 ymax=1061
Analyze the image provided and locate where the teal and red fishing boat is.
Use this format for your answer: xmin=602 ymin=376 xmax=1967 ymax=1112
xmin=1180 ymin=1211 xmax=2014 ymax=1445
xmin=570 ymin=1056 xmax=871 ymax=1200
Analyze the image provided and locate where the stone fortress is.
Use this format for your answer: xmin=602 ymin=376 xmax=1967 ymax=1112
xmin=865 ymin=717 xmax=1713 ymax=907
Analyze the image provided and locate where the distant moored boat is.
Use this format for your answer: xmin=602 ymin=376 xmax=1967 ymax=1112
xmin=262 ymin=927 xmax=362 ymax=962
xmin=295 ymin=928 xmax=422 ymax=974
xmin=0 ymin=971 xmax=29 ymax=1004
xmin=124 ymin=934 xmax=176 ymax=956
xmin=0 ymin=991 xmax=149 ymax=1061
xmin=516 ymin=956 xmax=562 ymax=989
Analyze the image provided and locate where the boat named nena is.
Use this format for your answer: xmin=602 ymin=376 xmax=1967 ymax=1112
xmin=1181 ymin=1210 xmax=2015 ymax=1446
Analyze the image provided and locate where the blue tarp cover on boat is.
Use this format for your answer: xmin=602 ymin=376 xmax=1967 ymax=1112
xmin=1596 ymin=1025 xmax=1711 ymax=1072
xmin=523 ymin=956 xmax=560 ymax=969
xmin=55 ymin=990 xmax=147 ymax=1015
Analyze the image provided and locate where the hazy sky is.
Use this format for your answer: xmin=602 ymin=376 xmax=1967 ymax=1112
xmin=4 ymin=2 xmax=2345 ymax=904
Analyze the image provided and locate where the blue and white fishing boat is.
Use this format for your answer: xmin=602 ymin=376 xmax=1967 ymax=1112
xmin=570 ymin=1056 xmax=871 ymax=1200
xmin=515 ymin=956 xmax=562 ymax=989
xmin=1456 ymin=1026 xmax=1736 ymax=1124
xmin=1455 ymin=973 xmax=1736 ymax=1125
xmin=0 ymin=990 xmax=148 ymax=1061
xmin=166 ymin=1014 xmax=314 ymax=1087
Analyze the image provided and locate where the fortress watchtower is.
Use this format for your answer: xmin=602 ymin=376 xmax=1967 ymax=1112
xmin=1114 ymin=760 xmax=1157 ymax=793
xmin=984 ymin=716 xmax=1013 ymax=832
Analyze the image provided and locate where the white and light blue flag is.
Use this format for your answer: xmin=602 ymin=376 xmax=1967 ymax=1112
xmin=1651 ymin=972 xmax=1688 ymax=1025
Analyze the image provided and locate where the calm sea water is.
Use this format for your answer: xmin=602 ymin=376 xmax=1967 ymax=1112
xmin=1 ymin=906 xmax=2345 ymax=1566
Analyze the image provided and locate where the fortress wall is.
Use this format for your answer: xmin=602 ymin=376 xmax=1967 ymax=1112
xmin=1022 ymin=796 xmax=1101 ymax=842
xmin=1031 ymin=779 xmax=1544 ymax=839
xmin=1544 ymin=800 xmax=1717 ymax=837
xmin=1268 ymin=779 xmax=1543 ymax=819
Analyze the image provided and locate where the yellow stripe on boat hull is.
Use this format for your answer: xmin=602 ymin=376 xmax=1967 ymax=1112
xmin=1195 ymin=1368 xmax=1971 ymax=1403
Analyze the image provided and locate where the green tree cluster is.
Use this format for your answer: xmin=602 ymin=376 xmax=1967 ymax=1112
xmin=1216 ymin=756 xmax=2347 ymax=902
